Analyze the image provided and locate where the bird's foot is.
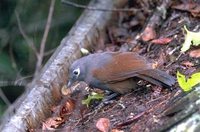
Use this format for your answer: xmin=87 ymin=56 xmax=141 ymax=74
xmin=95 ymin=92 xmax=120 ymax=111
xmin=103 ymin=92 xmax=120 ymax=102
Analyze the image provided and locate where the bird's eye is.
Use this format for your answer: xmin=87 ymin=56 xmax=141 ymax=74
xmin=73 ymin=68 xmax=80 ymax=76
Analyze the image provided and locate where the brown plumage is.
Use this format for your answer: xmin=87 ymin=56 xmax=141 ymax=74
xmin=68 ymin=52 xmax=175 ymax=94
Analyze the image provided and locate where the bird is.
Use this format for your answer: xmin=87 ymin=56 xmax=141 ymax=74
xmin=67 ymin=52 xmax=175 ymax=99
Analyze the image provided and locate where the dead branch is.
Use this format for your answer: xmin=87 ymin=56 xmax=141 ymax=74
xmin=34 ymin=0 xmax=55 ymax=77
xmin=0 ymin=88 xmax=11 ymax=106
xmin=62 ymin=0 xmax=139 ymax=13
xmin=44 ymin=48 xmax=56 ymax=56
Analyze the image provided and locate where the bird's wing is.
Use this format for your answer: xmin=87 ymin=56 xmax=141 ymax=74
xmin=92 ymin=52 xmax=152 ymax=83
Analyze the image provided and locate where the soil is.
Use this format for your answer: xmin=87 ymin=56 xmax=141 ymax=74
xmin=39 ymin=0 xmax=200 ymax=131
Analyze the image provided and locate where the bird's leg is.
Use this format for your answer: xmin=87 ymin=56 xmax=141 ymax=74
xmin=83 ymin=92 xmax=120 ymax=123
xmin=93 ymin=92 xmax=120 ymax=115
xmin=103 ymin=92 xmax=120 ymax=103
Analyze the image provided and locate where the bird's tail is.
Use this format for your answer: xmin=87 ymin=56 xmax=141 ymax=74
xmin=137 ymin=69 xmax=176 ymax=88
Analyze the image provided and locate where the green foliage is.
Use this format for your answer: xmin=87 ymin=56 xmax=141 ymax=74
xmin=0 ymin=52 xmax=16 ymax=79
xmin=13 ymin=39 xmax=34 ymax=74
xmin=181 ymin=25 xmax=200 ymax=52
xmin=82 ymin=92 xmax=104 ymax=107
xmin=0 ymin=100 xmax=7 ymax=117
xmin=177 ymin=71 xmax=200 ymax=92
xmin=0 ymin=0 xmax=88 ymax=77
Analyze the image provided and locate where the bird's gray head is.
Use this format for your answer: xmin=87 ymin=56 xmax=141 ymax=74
xmin=67 ymin=58 xmax=87 ymax=87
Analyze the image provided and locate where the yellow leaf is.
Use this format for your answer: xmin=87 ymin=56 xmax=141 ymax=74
xmin=82 ymin=92 xmax=104 ymax=107
xmin=181 ymin=26 xmax=200 ymax=52
xmin=177 ymin=71 xmax=200 ymax=92
xmin=188 ymin=72 xmax=200 ymax=87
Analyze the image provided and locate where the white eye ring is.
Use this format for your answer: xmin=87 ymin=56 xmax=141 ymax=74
xmin=73 ymin=68 xmax=80 ymax=76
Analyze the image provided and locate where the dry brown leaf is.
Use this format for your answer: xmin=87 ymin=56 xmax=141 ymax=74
xmin=141 ymin=26 xmax=156 ymax=41
xmin=42 ymin=122 xmax=55 ymax=131
xmin=172 ymin=3 xmax=200 ymax=17
xmin=112 ymin=129 xmax=124 ymax=132
xmin=131 ymin=123 xmax=143 ymax=132
xmin=60 ymin=99 xmax=76 ymax=117
xmin=42 ymin=117 xmax=64 ymax=130
xmin=189 ymin=49 xmax=200 ymax=58
xmin=61 ymin=85 xmax=71 ymax=95
xmin=60 ymin=83 xmax=89 ymax=120
xmin=51 ymin=105 xmax=60 ymax=113
xmin=151 ymin=37 xmax=173 ymax=45
xmin=96 ymin=118 xmax=111 ymax=132
xmin=181 ymin=61 xmax=194 ymax=67
xmin=152 ymin=62 xmax=159 ymax=69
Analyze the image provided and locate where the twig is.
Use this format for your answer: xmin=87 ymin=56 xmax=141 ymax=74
xmin=34 ymin=0 xmax=55 ymax=77
xmin=9 ymin=43 xmax=17 ymax=70
xmin=44 ymin=48 xmax=56 ymax=56
xmin=14 ymin=75 xmax=32 ymax=86
xmin=165 ymin=52 xmax=183 ymax=68
xmin=62 ymin=0 xmax=139 ymax=13
xmin=115 ymin=111 xmax=146 ymax=128
xmin=0 ymin=88 xmax=11 ymax=106
xmin=0 ymin=80 xmax=26 ymax=87
xmin=0 ymin=74 xmax=31 ymax=87
xmin=146 ymin=93 xmax=171 ymax=105
xmin=15 ymin=11 xmax=39 ymax=58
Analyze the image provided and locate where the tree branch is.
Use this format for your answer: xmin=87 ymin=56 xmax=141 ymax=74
xmin=62 ymin=0 xmax=139 ymax=13
xmin=34 ymin=0 xmax=56 ymax=77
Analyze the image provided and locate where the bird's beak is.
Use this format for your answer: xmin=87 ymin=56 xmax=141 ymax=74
xmin=67 ymin=80 xmax=72 ymax=87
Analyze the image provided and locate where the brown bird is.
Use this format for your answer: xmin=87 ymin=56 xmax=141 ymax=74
xmin=67 ymin=52 xmax=175 ymax=98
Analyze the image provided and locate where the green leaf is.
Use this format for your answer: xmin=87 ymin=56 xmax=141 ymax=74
xmin=82 ymin=92 xmax=104 ymax=107
xmin=181 ymin=25 xmax=200 ymax=52
xmin=177 ymin=71 xmax=200 ymax=92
